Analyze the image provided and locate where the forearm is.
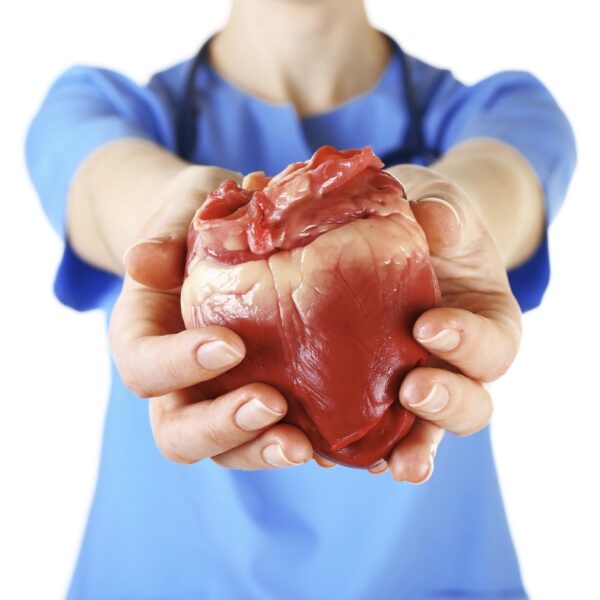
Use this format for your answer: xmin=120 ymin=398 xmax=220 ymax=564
xmin=430 ymin=138 xmax=545 ymax=270
xmin=67 ymin=138 xmax=230 ymax=275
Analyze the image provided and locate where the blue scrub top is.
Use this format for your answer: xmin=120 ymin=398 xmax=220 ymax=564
xmin=26 ymin=39 xmax=576 ymax=600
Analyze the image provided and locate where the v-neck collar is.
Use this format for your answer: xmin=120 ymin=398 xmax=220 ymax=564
xmin=200 ymin=37 xmax=403 ymax=124
xmin=193 ymin=37 xmax=409 ymax=175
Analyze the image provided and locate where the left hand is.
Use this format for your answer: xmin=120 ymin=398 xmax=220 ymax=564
xmin=110 ymin=166 xmax=313 ymax=471
xmin=371 ymin=164 xmax=522 ymax=482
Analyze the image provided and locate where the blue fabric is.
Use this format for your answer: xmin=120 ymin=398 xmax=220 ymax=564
xmin=26 ymin=39 xmax=576 ymax=599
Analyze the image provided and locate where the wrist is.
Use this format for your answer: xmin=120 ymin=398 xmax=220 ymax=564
xmin=68 ymin=136 xmax=243 ymax=276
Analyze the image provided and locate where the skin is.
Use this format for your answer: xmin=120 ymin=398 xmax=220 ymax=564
xmin=70 ymin=0 xmax=544 ymax=479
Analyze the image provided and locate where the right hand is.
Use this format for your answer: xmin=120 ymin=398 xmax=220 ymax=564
xmin=109 ymin=165 xmax=319 ymax=470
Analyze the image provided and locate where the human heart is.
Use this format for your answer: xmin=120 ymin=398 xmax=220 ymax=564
xmin=181 ymin=146 xmax=440 ymax=468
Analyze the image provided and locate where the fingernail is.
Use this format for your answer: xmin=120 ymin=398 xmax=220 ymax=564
xmin=407 ymin=383 xmax=449 ymax=413
xmin=141 ymin=233 xmax=175 ymax=244
xmin=369 ymin=459 xmax=389 ymax=475
xmin=262 ymin=444 xmax=303 ymax=468
xmin=234 ymin=398 xmax=284 ymax=431
xmin=417 ymin=328 xmax=460 ymax=352
xmin=313 ymin=454 xmax=337 ymax=468
xmin=416 ymin=197 xmax=461 ymax=226
xmin=196 ymin=340 xmax=243 ymax=370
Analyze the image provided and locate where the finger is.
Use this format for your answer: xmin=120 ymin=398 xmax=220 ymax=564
xmin=124 ymin=235 xmax=186 ymax=291
xmin=410 ymin=191 xmax=507 ymax=283
xmin=368 ymin=459 xmax=389 ymax=475
xmin=410 ymin=196 xmax=464 ymax=258
xmin=212 ymin=423 xmax=313 ymax=470
xmin=242 ymin=171 xmax=271 ymax=191
xmin=313 ymin=453 xmax=337 ymax=468
xmin=391 ymin=163 xmax=474 ymax=258
xmin=414 ymin=305 xmax=521 ymax=382
xmin=110 ymin=278 xmax=246 ymax=398
xmin=399 ymin=367 xmax=493 ymax=436
xmin=151 ymin=383 xmax=288 ymax=464
xmin=122 ymin=188 xmax=202 ymax=290
xmin=389 ymin=419 xmax=444 ymax=484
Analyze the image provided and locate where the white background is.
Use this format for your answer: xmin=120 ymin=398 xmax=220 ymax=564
xmin=1 ymin=1 xmax=598 ymax=598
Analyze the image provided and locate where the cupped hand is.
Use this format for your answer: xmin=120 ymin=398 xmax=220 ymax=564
xmin=109 ymin=165 xmax=315 ymax=470
xmin=376 ymin=164 xmax=522 ymax=482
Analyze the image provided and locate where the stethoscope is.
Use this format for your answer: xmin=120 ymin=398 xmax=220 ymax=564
xmin=177 ymin=36 xmax=438 ymax=168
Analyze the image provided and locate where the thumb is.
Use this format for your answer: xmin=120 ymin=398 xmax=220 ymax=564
xmin=410 ymin=197 xmax=463 ymax=258
xmin=122 ymin=167 xmax=245 ymax=290
xmin=123 ymin=233 xmax=186 ymax=291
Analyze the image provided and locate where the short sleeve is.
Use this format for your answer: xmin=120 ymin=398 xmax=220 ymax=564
xmin=417 ymin=63 xmax=577 ymax=311
xmin=25 ymin=66 xmax=178 ymax=311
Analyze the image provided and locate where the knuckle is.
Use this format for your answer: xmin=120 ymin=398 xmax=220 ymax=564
xmin=403 ymin=457 xmax=429 ymax=483
xmin=153 ymin=430 xmax=194 ymax=464
xmin=456 ymin=389 xmax=493 ymax=437
xmin=111 ymin=338 xmax=155 ymax=398
xmin=480 ymin=320 xmax=521 ymax=383
xmin=158 ymin=444 xmax=196 ymax=465
xmin=120 ymin=368 xmax=153 ymax=398
xmin=165 ymin=337 xmax=187 ymax=382
xmin=455 ymin=418 xmax=482 ymax=437
xmin=210 ymin=455 xmax=229 ymax=468
xmin=203 ymin=414 xmax=231 ymax=449
xmin=482 ymin=357 xmax=512 ymax=383
xmin=153 ymin=412 xmax=200 ymax=465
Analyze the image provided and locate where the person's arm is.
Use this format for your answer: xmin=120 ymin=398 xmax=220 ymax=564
xmin=67 ymin=138 xmax=239 ymax=275
xmin=381 ymin=67 xmax=576 ymax=481
xmin=27 ymin=66 xmax=317 ymax=471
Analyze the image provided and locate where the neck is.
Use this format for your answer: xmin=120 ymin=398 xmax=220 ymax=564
xmin=210 ymin=0 xmax=389 ymax=116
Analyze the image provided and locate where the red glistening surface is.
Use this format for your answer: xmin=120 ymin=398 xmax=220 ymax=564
xmin=182 ymin=146 xmax=440 ymax=468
